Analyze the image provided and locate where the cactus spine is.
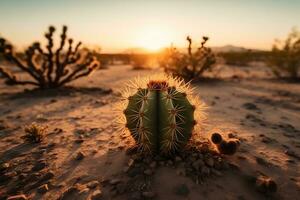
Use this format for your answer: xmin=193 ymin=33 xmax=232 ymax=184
xmin=123 ymin=77 xmax=199 ymax=154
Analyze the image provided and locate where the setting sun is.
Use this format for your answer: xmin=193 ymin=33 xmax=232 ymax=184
xmin=135 ymin=26 xmax=173 ymax=52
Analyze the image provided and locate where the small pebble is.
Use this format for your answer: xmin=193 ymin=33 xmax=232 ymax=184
xmin=37 ymin=184 xmax=49 ymax=194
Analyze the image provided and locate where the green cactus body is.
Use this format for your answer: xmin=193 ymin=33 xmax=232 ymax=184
xmin=124 ymin=80 xmax=196 ymax=154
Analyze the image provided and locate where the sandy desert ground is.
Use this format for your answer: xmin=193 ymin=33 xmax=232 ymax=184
xmin=0 ymin=63 xmax=299 ymax=200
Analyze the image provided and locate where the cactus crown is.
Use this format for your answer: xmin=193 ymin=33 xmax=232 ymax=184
xmin=119 ymin=75 xmax=205 ymax=155
xmin=147 ymin=80 xmax=169 ymax=90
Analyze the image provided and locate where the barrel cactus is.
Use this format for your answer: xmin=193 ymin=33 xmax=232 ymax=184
xmin=120 ymin=75 xmax=204 ymax=154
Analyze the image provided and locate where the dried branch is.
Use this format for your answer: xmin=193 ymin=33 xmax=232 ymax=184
xmin=0 ymin=25 xmax=100 ymax=88
xmin=160 ymin=36 xmax=216 ymax=81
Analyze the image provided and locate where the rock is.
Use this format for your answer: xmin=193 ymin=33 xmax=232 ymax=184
xmin=79 ymin=188 xmax=89 ymax=194
xmin=123 ymin=166 xmax=130 ymax=173
xmin=91 ymin=189 xmax=103 ymax=200
xmin=205 ymin=157 xmax=214 ymax=167
xmin=59 ymin=183 xmax=88 ymax=199
xmin=197 ymin=153 xmax=204 ymax=160
xmin=261 ymin=137 xmax=273 ymax=144
xmin=75 ymin=129 xmax=86 ymax=135
xmin=243 ymin=102 xmax=258 ymax=110
xmin=47 ymin=142 xmax=56 ymax=148
xmin=7 ymin=194 xmax=27 ymax=200
xmin=255 ymin=157 xmax=269 ymax=166
xmin=144 ymin=169 xmax=153 ymax=175
xmin=75 ymin=151 xmax=85 ymax=160
xmin=174 ymin=184 xmax=189 ymax=196
xmin=0 ymin=171 xmax=16 ymax=183
xmin=0 ymin=124 xmax=7 ymax=130
xmin=25 ymin=172 xmax=41 ymax=182
xmin=166 ymin=160 xmax=174 ymax=166
xmin=159 ymin=161 xmax=165 ymax=166
xmin=143 ymin=157 xmax=152 ymax=164
xmin=221 ymin=160 xmax=229 ymax=170
xmin=142 ymin=191 xmax=156 ymax=198
xmin=32 ymin=161 xmax=47 ymax=171
xmin=176 ymin=168 xmax=185 ymax=176
xmin=154 ymin=155 xmax=164 ymax=161
xmin=37 ymin=184 xmax=49 ymax=194
xmin=109 ymin=178 xmax=121 ymax=185
xmin=60 ymin=185 xmax=81 ymax=200
xmin=75 ymin=139 xmax=84 ymax=144
xmin=18 ymin=173 xmax=27 ymax=179
xmin=56 ymin=182 xmax=66 ymax=188
xmin=0 ymin=162 xmax=10 ymax=172
xmin=130 ymin=191 xmax=142 ymax=200
xmin=87 ymin=180 xmax=99 ymax=189
xmin=128 ymin=158 xmax=135 ymax=166
xmin=40 ymin=171 xmax=55 ymax=182
xmin=116 ymin=183 xmax=126 ymax=194
xmin=175 ymin=156 xmax=182 ymax=162
xmin=91 ymin=149 xmax=98 ymax=154
xmin=228 ymin=162 xmax=240 ymax=171
xmin=255 ymin=175 xmax=277 ymax=194
xmin=228 ymin=133 xmax=236 ymax=138
xmin=201 ymin=166 xmax=210 ymax=176
xmin=127 ymin=167 xmax=142 ymax=177
xmin=53 ymin=128 xmax=63 ymax=134
xmin=192 ymin=159 xmax=204 ymax=170
xmin=149 ymin=161 xmax=157 ymax=168
xmin=211 ymin=169 xmax=223 ymax=177
xmin=285 ymin=149 xmax=300 ymax=159
xmin=286 ymin=158 xmax=296 ymax=164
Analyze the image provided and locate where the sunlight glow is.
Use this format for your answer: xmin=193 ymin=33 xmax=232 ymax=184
xmin=135 ymin=26 xmax=173 ymax=52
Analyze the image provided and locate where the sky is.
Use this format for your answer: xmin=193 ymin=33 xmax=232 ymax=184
xmin=0 ymin=0 xmax=300 ymax=53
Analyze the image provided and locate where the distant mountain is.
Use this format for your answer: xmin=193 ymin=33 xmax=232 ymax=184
xmin=123 ymin=47 xmax=152 ymax=54
xmin=120 ymin=45 xmax=261 ymax=54
xmin=211 ymin=45 xmax=261 ymax=53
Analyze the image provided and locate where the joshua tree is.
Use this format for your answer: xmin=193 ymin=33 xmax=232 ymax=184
xmin=160 ymin=36 xmax=216 ymax=81
xmin=0 ymin=25 xmax=99 ymax=88
xmin=268 ymin=28 xmax=300 ymax=80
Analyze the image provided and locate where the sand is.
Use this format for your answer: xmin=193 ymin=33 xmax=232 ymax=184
xmin=0 ymin=63 xmax=299 ymax=200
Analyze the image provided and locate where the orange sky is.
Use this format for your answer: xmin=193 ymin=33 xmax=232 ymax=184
xmin=0 ymin=0 xmax=300 ymax=53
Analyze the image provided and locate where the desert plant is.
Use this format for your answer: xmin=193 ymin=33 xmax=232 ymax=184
xmin=0 ymin=25 xmax=99 ymax=88
xmin=22 ymin=123 xmax=47 ymax=143
xmin=120 ymin=75 xmax=204 ymax=155
xmin=220 ymin=50 xmax=270 ymax=66
xmin=211 ymin=133 xmax=239 ymax=155
xmin=268 ymin=29 xmax=300 ymax=79
xmin=160 ymin=36 xmax=216 ymax=81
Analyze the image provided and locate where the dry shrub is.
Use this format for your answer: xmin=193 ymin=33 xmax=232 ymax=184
xmin=220 ymin=51 xmax=270 ymax=66
xmin=160 ymin=36 xmax=216 ymax=81
xmin=0 ymin=25 xmax=100 ymax=88
xmin=22 ymin=123 xmax=47 ymax=143
xmin=268 ymin=28 xmax=300 ymax=79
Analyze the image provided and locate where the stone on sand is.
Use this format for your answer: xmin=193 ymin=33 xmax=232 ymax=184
xmin=142 ymin=191 xmax=156 ymax=198
xmin=87 ymin=180 xmax=99 ymax=189
xmin=7 ymin=194 xmax=27 ymax=200
xmin=75 ymin=151 xmax=85 ymax=160
xmin=91 ymin=189 xmax=103 ymax=200
xmin=37 ymin=184 xmax=49 ymax=194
